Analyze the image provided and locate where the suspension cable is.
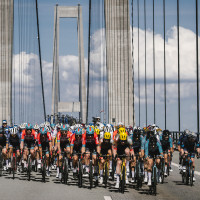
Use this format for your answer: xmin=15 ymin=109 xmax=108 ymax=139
xmin=177 ymin=0 xmax=180 ymax=132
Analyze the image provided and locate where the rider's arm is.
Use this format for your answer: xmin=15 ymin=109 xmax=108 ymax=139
xmin=20 ymin=131 xmax=25 ymax=150
xmin=157 ymin=142 xmax=163 ymax=156
xmin=169 ymin=137 xmax=173 ymax=152
xmin=57 ymin=132 xmax=61 ymax=153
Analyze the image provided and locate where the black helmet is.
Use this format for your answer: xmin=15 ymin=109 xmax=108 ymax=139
xmin=163 ymin=130 xmax=170 ymax=137
xmin=147 ymin=130 xmax=154 ymax=139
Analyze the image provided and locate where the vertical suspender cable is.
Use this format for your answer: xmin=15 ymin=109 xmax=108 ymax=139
xmin=137 ymin=0 xmax=140 ymax=127
xmin=163 ymin=0 xmax=166 ymax=129
xmin=153 ymin=0 xmax=156 ymax=124
xmin=196 ymin=0 xmax=199 ymax=134
xmin=86 ymin=0 xmax=91 ymax=124
xmin=36 ymin=0 xmax=46 ymax=121
xmin=177 ymin=0 xmax=180 ymax=132
xmin=144 ymin=0 xmax=147 ymax=127
xmin=132 ymin=0 xmax=135 ymax=125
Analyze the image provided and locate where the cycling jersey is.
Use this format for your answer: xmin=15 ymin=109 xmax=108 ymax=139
xmin=0 ymin=132 xmax=8 ymax=148
xmin=160 ymin=135 xmax=173 ymax=152
xmin=21 ymin=129 xmax=37 ymax=149
xmin=131 ymin=134 xmax=145 ymax=153
xmin=70 ymin=134 xmax=83 ymax=153
xmin=57 ymin=131 xmax=72 ymax=150
xmin=181 ymin=136 xmax=200 ymax=154
xmin=177 ymin=134 xmax=186 ymax=146
xmin=37 ymin=132 xmax=52 ymax=147
xmin=117 ymin=140 xmax=130 ymax=156
xmin=82 ymin=132 xmax=99 ymax=152
xmin=8 ymin=133 xmax=21 ymax=149
xmin=101 ymin=140 xmax=112 ymax=155
xmin=145 ymin=139 xmax=163 ymax=158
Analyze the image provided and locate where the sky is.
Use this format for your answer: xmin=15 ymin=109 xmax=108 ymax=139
xmin=12 ymin=0 xmax=200 ymax=132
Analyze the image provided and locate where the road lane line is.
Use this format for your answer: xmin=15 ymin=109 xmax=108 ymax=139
xmin=172 ymin=162 xmax=200 ymax=176
xmin=104 ymin=196 xmax=112 ymax=200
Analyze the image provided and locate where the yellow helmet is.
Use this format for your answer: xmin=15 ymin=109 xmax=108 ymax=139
xmin=119 ymin=132 xmax=127 ymax=141
xmin=91 ymin=125 xmax=94 ymax=129
xmin=118 ymin=127 xmax=126 ymax=134
xmin=95 ymin=128 xmax=100 ymax=135
xmin=104 ymin=132 xmax=111 ymax=140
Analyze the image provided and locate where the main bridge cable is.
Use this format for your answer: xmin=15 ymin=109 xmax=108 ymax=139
xmin=86 ymin=0 xmax=92 ymax=124
xmin=35 ymin=0 xmax=46 ymax=121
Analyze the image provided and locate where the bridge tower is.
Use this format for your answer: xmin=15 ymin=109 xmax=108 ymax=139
xmin=51 ymin=4 xmax=87 ymax=124
xmin=104 ymin=0 xmax=134 ymax=126
xmin=0 ymin=0 xmax=13 ymax=125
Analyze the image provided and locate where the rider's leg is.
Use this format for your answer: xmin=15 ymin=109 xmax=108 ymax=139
xmin=147 ymin=158 xmax=153 ymax=185
xmin=115 ymin=159 xmax=122 ymax=188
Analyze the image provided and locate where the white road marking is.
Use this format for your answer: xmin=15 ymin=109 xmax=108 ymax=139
xmin=171 ymin=162 xmax=200 ymax=176
xmin=104 ymin=196 xmax=112 ymax=200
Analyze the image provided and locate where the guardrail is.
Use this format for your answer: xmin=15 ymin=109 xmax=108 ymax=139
xmin=170 ymin=131 xmax=200 ymax=149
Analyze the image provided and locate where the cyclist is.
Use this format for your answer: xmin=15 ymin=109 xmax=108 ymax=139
xmin=56 ymin=124 xmax=72 ymax=179
xmin=20 ymin=124 xmax=37 ymax=170
xmin=70 ymin=128 xmax=83 ymax=177
xmin=8 ymin=127 xmax=21 ymax=170
xmin=99 ymin=132 xmax=112 ymax=184
xmin=115 ymin=127 xmax=131 ymax=188
xmin=181 ymin=132 xmax=200 ymax=181
xmin=177 ymin=129 xmax=189 ymax=171
xmin=145 ymin=134 xmax=163 ymax=186
xmin=160 ymin=130 xmax=173 ymax=177
xmin=82 ymin=127 xmax=100 ymax=183
xmin=130 ymin=127 xmax=145 ymax=183
xmin=0 ymin=127 xmax=8 ymax=170
xmin=2 ymin=120 xmax=9 ymax=135
xmin=37 ymin=127 xmax=52 ymax=176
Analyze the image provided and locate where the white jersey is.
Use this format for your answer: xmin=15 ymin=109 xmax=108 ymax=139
xmin=51 ymin=128 xmax=57 ymax=138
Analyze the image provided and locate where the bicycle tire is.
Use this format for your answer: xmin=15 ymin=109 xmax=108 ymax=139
xmin=186 ymin=167 xmax=189 ymax=185
xmin=136 ymin=161 xmax=140 ymax=189
xmin=42 ymin=156 xmax=46 ymax=183
xmin=78 ymin=160 xmax=83 ymax=188
xmin=153 ymin=167 xmax=157 ymax=196
xmin=27 ymin=156 xmax=31 ymax=181
xmin=161 ymin=159 xmax=165 ymax=184
xmin=112 ymin=158 xmax=115 ymax=181
xmin=12 ymin=156 xmax=15 ymax=180
xmin=0 ymin=149 xmax=2 ymax=177
xmin=89 ymin=160 xmax=93 ymax=189
xmin=121 ymin=165 xmax=125 ymax=194
xmin=182 ymin=172 xmax=185 ymax=183
xmin=167 ymin=163 xmax=170 ymax=176
xmin=104 ymin=162 xmax=108 ymax=188
xmin=64 ymin=158 xmax=68 ymax=185
xmin=190 ymin=165 xmax=194 ymax=186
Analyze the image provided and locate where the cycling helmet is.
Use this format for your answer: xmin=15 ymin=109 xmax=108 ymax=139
xmin=119 ymin=132 xmax=127 ymax=141
xmin=10 ymin=126 xmax=18 ymax=135
xmin=147 ymin=130 xmax=154 ymax=139
xmin=104 ymin=132 xmax=111 ymax=140
xmin=2 ymin=120 xmax=7 ymax=124
xmin=51 ymin=124 xmax=56 ymax=128
xmin=118 ymin=127 xmax=126 ymax=135
xmin=188 ymin=132 xmax=197 ymax=141
xmin=40 ymin=127 xmax=47 ymax=135
xmin=26 ymin=123 xmax=33 ymax=130
xmin=61 ymin=124 xmax=68 ymax=131
xmin=86 ymin=127 xmax=94 ymax=135
xmin=34 ymin=124 xmax=40 ymax=130
xmin=75 ymin=128 xmax=82 ymax=135
xmin=163 ymin=130 xmax=170 ymax=137
xmin=94 ymin=128 xmax=100 ymax=135
xmin=184 ymin=129 xmax=190 ymax=136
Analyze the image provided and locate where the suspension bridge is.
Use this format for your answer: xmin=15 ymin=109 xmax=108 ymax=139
xmin=0 ymin=0 xmax=200 ymax=199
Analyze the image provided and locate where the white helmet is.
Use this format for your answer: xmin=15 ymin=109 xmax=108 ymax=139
xmin=34 ymin=124 xmax=40 ymax=130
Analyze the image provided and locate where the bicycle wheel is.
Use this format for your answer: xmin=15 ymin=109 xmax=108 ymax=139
xmin=89 ymin=160 xmax=93 ymax=189
xmin=186 ymin=168 xmax=189 ymax=185
xmin=42 ymin=157 xmax=46 ymax=183
xmin=104 ymin=162 xmax=108 ymax=188
xmin=167 ymin=163 xmax=170 ymax=176
xmin=111 ymin=158 xmax=115 ymax=181
xmin=190 ymin=166 xmax=194 ymax=186
xmin=0 ymin=149 xmax=2 ymax=177
xmin=78 ymin=160 xmax=83 ymax=188
xmin=161 ymin=160 xmax=165 ymax=184
xmin=182 ymin=172 xmax=186 ymax=183
xmin=153 ymin=167 xmax=157 ymax=196
xmin=136 ymin=161 xmax=140 ymax=189
xmin=12 ymin=156 xmax=15 ymax=180
xmin=121 ymin=165 xmax=125 ymax=194
xmin=63 ymin=158 xmax=68 ymax=185
xmin=27 ymin=156 xmax=31 ymax=181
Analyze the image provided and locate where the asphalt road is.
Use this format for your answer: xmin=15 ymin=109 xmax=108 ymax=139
xmin=1 ymin=151 xmax=200 ymax=200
